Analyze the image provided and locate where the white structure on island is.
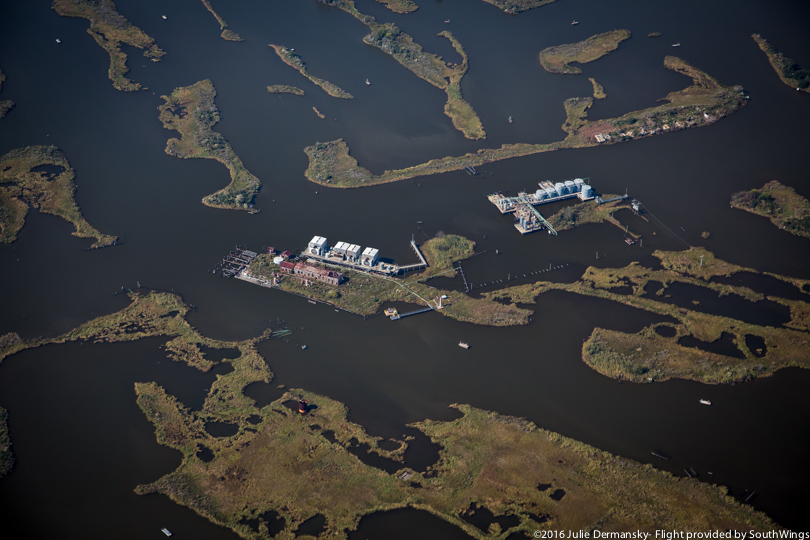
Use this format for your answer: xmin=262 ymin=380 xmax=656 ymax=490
xmin=308 ymin=236 xmax=328 ymax=256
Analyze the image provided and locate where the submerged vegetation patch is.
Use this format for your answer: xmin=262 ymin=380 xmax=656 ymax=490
xmin=159 ymin=79 xmax=262 ymax=211
xmin=0 ymin=145 xmax=117 ymax=248
xmin=731 ymin=180 xmax=810 ymax=239
xmin=52 ymin=0 xmax=164 ymax=91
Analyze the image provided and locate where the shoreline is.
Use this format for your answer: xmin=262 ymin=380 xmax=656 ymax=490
xmin=485 ymin=248 xmax=810 ymax=385
xmin=731 ymin=180 xmax=810 ymax=239
xmin=158 ymin=80 xmax=262 ymax=211
xmin=200 ymin=0 xmax=244 ymax=41
xmin=304 ymin=56 xmax=747 ymax=188
xmin=243 ymin=235 xmax=531 ymax=327
xmin=319 ymin=0 xmax=485 ymax=139
xmin=52 ymin=0 xmax=164 ymax=92
xmin=269 ymin=44 xmax=354 ymax=99
xmin=752 ymin=34 xmax=810 ymax=93
xmin=539 ymin=29 xmax=632 ymax=74
xmin=0 ymin=145 xmax=118 ymax=249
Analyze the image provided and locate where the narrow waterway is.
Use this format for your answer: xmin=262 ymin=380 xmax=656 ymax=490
xmin=1 ymin=0 xmax=809 ymax=536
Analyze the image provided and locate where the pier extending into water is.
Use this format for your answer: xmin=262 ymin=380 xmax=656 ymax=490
xmin=213 ymin=247 xmax=257 ymax=277
xmin=488 ymin=178 xmax=595 ymax=235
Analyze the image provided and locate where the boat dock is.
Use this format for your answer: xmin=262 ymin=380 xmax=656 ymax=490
xmin=214 ymin=247 xmax=258 ymax=277
xmin=387 ymin=306 xmax=434 ymax=320
xmin=487 ymin=178 xmax=595 ymax=235
xmin=398 ymin=239 xmax=428 ymax=273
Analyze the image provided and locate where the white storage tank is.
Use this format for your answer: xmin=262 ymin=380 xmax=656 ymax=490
xmin=581 ymin=184 xmax=594 ymax=199
xmin=565 ymin=180 xmax=576 ymax=193
xmin=545 ymin=187 xmax=557 ymax=199
xmin=555 ymin=182 xmax=566 ymax=196
xmin=574 ymin=178 xmax=584 ymax=192
xmin=535 ymin=189 xmax=546 ymax=200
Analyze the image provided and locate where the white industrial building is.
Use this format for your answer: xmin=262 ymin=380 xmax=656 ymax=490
xmin=361 ymin=247 xmax=379 ymax=266
xmin=308 ymin=236 xmax=327 ymax=256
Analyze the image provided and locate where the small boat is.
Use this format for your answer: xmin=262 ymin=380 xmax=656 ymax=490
xmin=458 ymin=341 xmax=470 ymax=349
xmin=301 ymin=344 xmax=308 ymax=350
xmin=571 ymin=20 xmax=579 ymax=25
xmin=444 ymin=19 xmax=451 ymax=23
xmin=161 ymin=529 xmax=172 ymax=537
xmin=55 ymin=38 xmax=62 ymax=44
xmin=699 ymin=399 xmax=711 ymax=405
xmin=161 ymin=15 xmax=167 ymax=20
xmin=624 ymin=237 xmax=635 ymax=245
xmin=365 ymin=79 xmax=371 ymax=85
xmin=671 ymin=42 xmax=681 ymax=47
xmin=508 ymin=116 xmax=513 ymax=124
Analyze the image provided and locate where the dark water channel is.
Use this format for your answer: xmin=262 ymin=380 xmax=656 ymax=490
xmin=1 ymin=0 xmax=810 ymax=536
xmin=646 ymin=280 xmax=792 ymax=327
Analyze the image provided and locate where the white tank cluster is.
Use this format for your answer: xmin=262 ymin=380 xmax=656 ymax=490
xmin=537 ymin=178 xmax=588 ymax=199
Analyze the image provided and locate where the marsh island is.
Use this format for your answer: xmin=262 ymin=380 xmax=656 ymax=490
xmin=159 ymin=80 xmax=262 ymax=211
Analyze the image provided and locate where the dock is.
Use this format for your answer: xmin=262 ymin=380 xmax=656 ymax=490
xmin=214 ymin=247 xmax=257 ymax=277
xmin=487 ymin=178 xmax=595 ymax=235
xmin=398 ymin=238 xmax=428 ymax=273
xmin=396 ymin=306 xmax=434 ymax=319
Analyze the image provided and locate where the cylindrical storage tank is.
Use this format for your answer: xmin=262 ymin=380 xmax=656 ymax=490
xmin=298 ymin=399 xmax=308 ymax=414
xmin=565 ymin=180 xmax=576 ymax=193
xmin=545 ymin=187 xmax=557 ymax=199
xmin=535 ymin=189 xmax=546 ymax=200
xmin=581 ymin=185 xmax=594 ymax=198
xmin=574 ymin=178 xmax=584 ymax=191
xmin=555 ymin=182 xmax=566 ymax=196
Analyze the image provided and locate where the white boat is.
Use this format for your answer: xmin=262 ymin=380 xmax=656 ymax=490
xmin=699 ymin=399 xmax=711 ymax=406
xmin=671 ymin=42 xmax=681 ymax=47
xmin=162 ymin=15 xmax=167 ymax=20
xmin=571 ymin=20 xmax=579 ymax=25
xmin=55 ymin=39 xmax=61 ymax=44
xmin=365 ymin=79 xmax=371 ymax=85
xmin=458 ymin=341 xmax=470 ymax=349
xmin=161 ymin=528 xmax=172 ymax=537
xmin=508 ymin=116 xmax=513 ymax=124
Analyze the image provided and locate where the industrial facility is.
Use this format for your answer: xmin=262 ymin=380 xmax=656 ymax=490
xmin=303 ymin=236 xmax=428 ymax=276
xmin=487 ymin=178 xmax=596 ymax=234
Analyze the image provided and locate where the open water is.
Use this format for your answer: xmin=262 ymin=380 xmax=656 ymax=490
xmin=1 ymin=0 xmax=809 ymax=537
